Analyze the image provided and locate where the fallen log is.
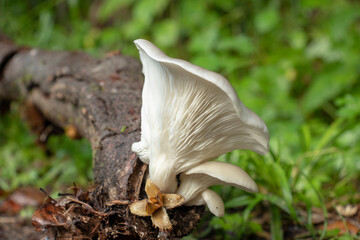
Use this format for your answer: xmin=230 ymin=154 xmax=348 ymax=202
xmin=0 ymin=34 xmax=203 ymax=239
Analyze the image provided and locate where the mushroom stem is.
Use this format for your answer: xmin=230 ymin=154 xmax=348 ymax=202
xmin=148 ymin=156 xmax=178 ymax=193
xmin=176 ymin=174 xmax=215 ymax=203
xmin=150 ymin=174 xmax=177 ymax=194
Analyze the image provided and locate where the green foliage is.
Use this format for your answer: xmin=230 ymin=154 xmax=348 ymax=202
xmin=0 ymin=104 xmax=92 ymax=192
xmin=1 ymin=0 xmax=360 ymax=238
xmin=210 ymin=213 xmax=263 ymax=240
xmin=0 ymin=105 xmax=45 ymax=191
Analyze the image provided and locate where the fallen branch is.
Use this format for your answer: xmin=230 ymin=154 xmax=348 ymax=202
xmin=0 ymin=34 xmax=203 ymax=239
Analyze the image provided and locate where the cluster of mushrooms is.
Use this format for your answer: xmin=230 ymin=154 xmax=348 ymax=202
xmin=130 ymin=39 xmax=270 ymax=230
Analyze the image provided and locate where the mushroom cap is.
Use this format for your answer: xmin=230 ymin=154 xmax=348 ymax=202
xmin=176 ymin=161 xmax=258 ymax=206
xmin=131 ymin=142 xmax=149 ymax=164
xmin=132 ymin=39 xmax=269 ymax=192
xmin=185 ymin=161 xmax=258 ymax=193
xmin=202 ymin=189 xmax=225 ymax=217
xmin=133 ymin=39 xmax=269 ymax=140
xmin=186 ymin=189 xmax=225 ymax=217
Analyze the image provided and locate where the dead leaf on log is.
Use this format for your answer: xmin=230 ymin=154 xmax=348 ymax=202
xmin=32 ymin=198 xmax=67 ymax=232
xmin=32 ymin=186 xmax=114 ymax=239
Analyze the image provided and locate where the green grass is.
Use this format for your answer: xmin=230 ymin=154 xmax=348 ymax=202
xmin=0 ymin=104 xmax=92 ymax=194
xmin=1 ymin=0 xmax=360 ymax=239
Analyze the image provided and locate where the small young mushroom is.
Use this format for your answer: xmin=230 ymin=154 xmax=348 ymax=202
xmin=132 ymin=39 xmax=270 ymax=194
xmin=175 ymin=161 xmax=258 ymax=217
xmin=186 ymin=189 xmax=225 ymax=217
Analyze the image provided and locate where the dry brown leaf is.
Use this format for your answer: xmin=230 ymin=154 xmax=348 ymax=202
xmin=0 ymin=187 xmax=44 ymax=215
xmin=320 ymin=220 xmax=359 ymax=235
xmin=32 ymin=186 xmax=106 ymax=237
xmin=129 ymin=200 xmax=151 ymax=216
xmin=145 ymin=179 xmax=161 ymax=200
xmin=146 ymin=201 xmax=161 ymax=215
xmin=129 ymin=179 xmax=184 ymax=231
xmin=151 ymin=207 xmax=172 ymax=231
xmin=163 ymin=194 xmax=184 ymax=209
xmin=32 ymin=200 xmax=67 ymax=232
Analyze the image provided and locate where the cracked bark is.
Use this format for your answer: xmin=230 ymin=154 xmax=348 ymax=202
xmin=0 ymin=35 xmax=203 ymax=239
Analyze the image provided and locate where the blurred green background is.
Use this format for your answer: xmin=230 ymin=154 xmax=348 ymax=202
xmin=0 ymin=0 xmax=360 ymax=239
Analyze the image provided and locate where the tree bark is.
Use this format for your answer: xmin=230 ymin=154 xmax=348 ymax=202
xmin=0 ymin=35 xmax=203 ymax=239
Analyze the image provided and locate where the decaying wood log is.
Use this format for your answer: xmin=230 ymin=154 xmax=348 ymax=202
xmin=0 ymin=34 xmax=203 ymax=239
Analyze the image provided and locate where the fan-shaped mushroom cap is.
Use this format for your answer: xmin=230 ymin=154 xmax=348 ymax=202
xmin=132 ymin=142 xmax=149 ymax=164
xmin=132 ymin=39 xmax=269 ymax=193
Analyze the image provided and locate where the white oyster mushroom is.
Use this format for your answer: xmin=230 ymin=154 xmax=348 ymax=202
xmin=186 ymin=189 xmax=225 ymax=217
xmin=176 ymin=161 xmax=258 ymax=217
xmin=132 ymin=39 xmax=270 ymax=193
